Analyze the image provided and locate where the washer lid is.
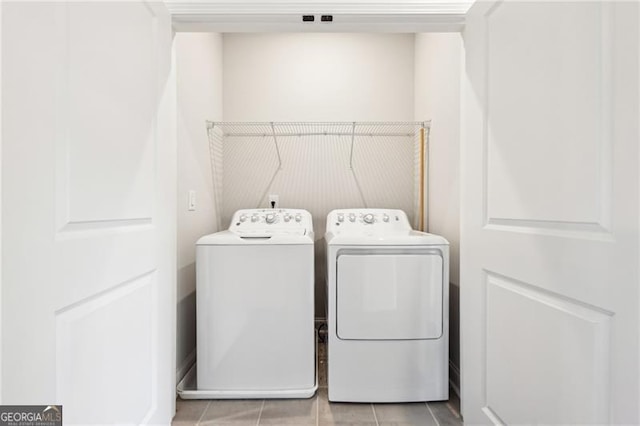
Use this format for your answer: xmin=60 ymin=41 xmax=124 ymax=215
xmin=197 ymin=230 xmax=314 ymax=245
xmin=336 ymin=251 xmax=443 ymax=340
xmin=198 ymin=208 xmax=315 ymax=245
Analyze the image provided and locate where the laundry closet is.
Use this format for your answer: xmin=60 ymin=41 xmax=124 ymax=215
xmin=174 ymin=30 xmax=462 ymax=395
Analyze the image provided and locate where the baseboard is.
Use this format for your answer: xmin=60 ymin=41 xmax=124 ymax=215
xmin=449 ymin=360 xmax=461 ymax=398
xmin=176 ymin=349 xmax=196 ymax=384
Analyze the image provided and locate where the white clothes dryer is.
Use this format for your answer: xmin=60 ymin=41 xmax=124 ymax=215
xmin=325 ymin=208 xmax=449 ymax=402
xmin=193 ymin=208 xmax=316 ymax=399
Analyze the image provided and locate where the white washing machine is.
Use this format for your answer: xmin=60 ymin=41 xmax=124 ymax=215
xmin=194 ymin=208 xmax=316 ymax=399
xmin=325 ymin=208 xmax=449 ymax=402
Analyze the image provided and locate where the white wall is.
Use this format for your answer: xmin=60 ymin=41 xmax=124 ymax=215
xmin=175 ymin=33 xmax=223 ymax=380
xmin=223 ymin=33 xmax=414 ymax=122
xmin=221 ymin=33 xmax=417 ymax=227
xmin=414 ymin=32 xmax=462 ymax=391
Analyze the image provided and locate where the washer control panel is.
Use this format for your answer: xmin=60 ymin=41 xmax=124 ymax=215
xmin=230 ymin=208 xmax=312 ymax=236
xmin=327 ymin=209 xmax=412 ymax=234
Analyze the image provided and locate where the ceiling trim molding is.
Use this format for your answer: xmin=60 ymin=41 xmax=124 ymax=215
xmin=166 ymin=2 xmax=473 ymax=16
xmin=166 ymin=1 xmax=471 ymax=32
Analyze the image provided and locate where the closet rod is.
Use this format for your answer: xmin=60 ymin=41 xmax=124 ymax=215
xmin=221 ymin=132 xmax=417 ymax=138
xmin=208 ymin=121 xmax=426 ymax=126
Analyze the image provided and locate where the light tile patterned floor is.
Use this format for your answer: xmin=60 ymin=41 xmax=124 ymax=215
xmin=174 ymin=342 xmax=462 ymax=426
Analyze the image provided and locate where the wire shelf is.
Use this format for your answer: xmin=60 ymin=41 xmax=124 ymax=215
xmin=206 ymin=121 xmax=430 ymax=232
xmin=207 ymin=121 xmax=427 ymax=137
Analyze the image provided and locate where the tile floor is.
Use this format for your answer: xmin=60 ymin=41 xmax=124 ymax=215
xmin=173 ymin=341 xmax=462 ymax=426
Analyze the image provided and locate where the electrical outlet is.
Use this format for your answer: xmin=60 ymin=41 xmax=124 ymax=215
xmin=268 ymin=194 xmax=279 ymax=209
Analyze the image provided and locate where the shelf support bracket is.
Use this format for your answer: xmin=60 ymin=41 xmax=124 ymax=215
xmin=271 ymin=122 xmax=283 ymax=170
xmin=349 ymin=122 xmax=356 ymax=170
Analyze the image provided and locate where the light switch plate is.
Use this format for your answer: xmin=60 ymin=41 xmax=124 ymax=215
xmin=188 ymin=190 xmax=196 ymax=211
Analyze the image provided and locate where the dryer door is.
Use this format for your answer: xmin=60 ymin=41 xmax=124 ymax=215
xmin=336 ymin=250 xmax=443 ymax=340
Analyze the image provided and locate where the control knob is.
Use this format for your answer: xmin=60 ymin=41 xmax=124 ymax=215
xmin=284 ymin=214 xmax=291 ymax=222
xmin=251 ymin=214 xmax=259 ymax=223
xmin=295 ymin=213 xmax=302 ymax=222
xmin=363 ymin=213 xmax=374 ymax=224
xmin=337 ymin=213 xmax=344 ymax=222
xmin=348 ymin=213 xmax=356 ymax=222
xmin=383 ymin=214 xmax=389 ymax=222
xmin=265 ymin=213 xmax=276 ymax=224
xmin=239 ymin=214 xmax=248 ymax=222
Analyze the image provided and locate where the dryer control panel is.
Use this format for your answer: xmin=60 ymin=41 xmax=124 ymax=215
xmin=229 ymin=208 xmax=313 ymax=236
xmin=326 ymin=209 xmax=412 ymax=235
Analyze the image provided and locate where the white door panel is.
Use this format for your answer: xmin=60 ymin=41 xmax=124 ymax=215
xmin=3 ymin=2 xmax=175 ymax=424
xmin=461 ymin=1 xmax=638 ymax=424
xmin=485 ymin=273 xmax=611 ymax=424
xmin=65 ymin=3 xmax=156 ymax=223
xmin=486 ymin=2 xmax=606 ymax=226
